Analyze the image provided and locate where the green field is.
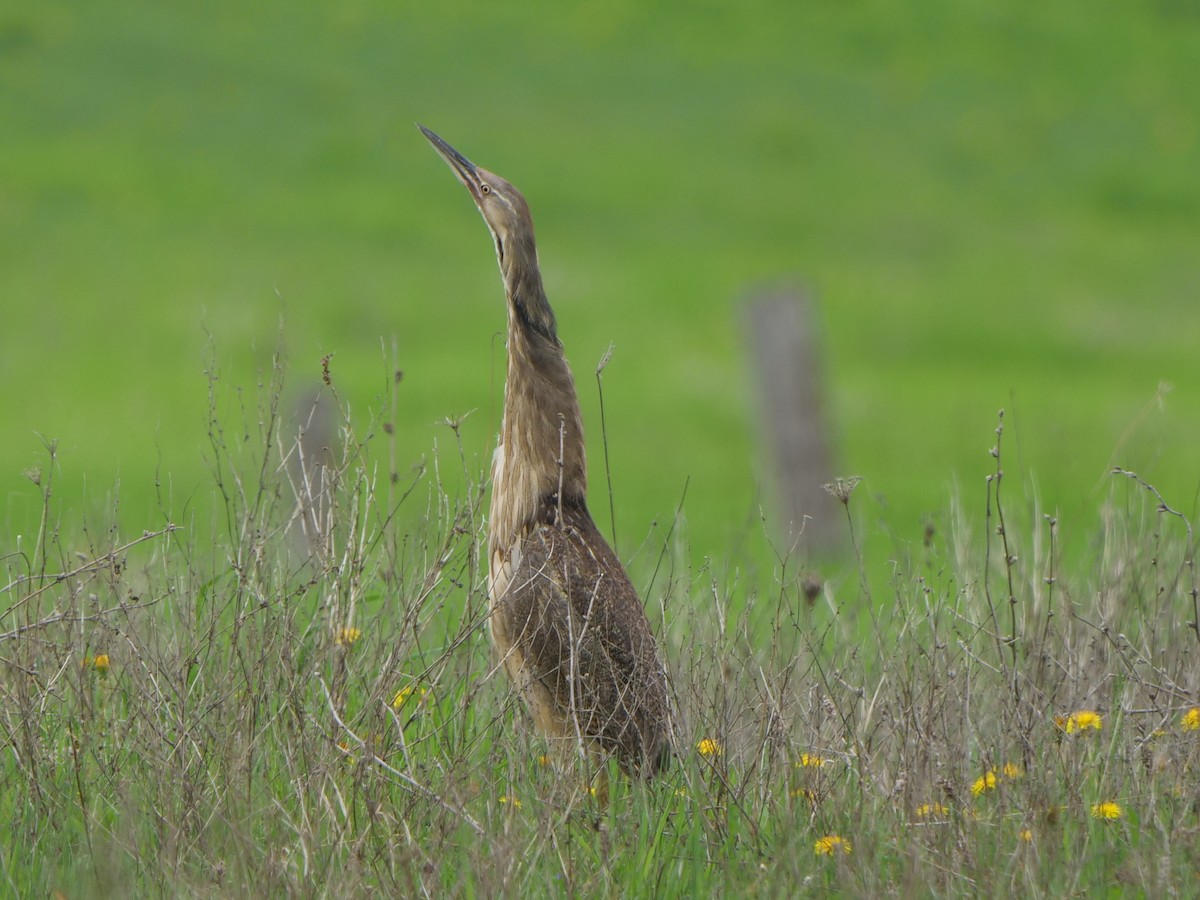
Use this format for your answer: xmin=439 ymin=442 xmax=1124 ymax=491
xmin=3 ymin=2 xmax=1200 ymax=895
xmin=4 ymin=2 xmax=1198 ymax=564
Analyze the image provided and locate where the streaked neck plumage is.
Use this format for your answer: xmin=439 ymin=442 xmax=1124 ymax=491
xmin=488 ymin=222 xmax=587 ymax=558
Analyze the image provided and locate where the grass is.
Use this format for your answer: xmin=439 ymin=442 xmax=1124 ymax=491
xmin=3 ymin=364 xmax=1199 ymax=897
xmin=4 ymin=3 xmax=1200 ymax=893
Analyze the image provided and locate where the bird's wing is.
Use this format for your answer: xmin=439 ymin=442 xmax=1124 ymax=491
xmin=495 ymin=501 xmax=671 ymax=774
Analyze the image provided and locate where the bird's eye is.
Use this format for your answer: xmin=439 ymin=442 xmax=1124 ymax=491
xmin=480 ymin=183 xmax=491 ymax=195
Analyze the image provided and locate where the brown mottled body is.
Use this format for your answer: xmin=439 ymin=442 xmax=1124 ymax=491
xmin=420 ymin=125 xmax=671 ymax=776
xmin=490 ymin=497 xmax=672 ymax=774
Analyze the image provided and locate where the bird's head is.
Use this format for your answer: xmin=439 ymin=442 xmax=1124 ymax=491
xmin=419 ymin=125 xmax=536 ymax=273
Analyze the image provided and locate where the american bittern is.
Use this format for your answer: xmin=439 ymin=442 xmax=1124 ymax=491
xmin=419 ymin=125 xmax=672 ymax=778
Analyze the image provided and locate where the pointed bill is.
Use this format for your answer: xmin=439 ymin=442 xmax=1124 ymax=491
xmin=418 ymin=124 xmax=485 ymax=201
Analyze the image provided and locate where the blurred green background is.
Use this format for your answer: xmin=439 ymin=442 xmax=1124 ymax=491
xmin=3 ymin=1 xmax=1198 ymax=572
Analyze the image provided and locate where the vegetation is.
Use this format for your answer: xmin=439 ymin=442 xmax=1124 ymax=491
xmin=3 ymin=1 xmax=1199 ymax=562
xmin=3 ymin=367 xmax=1198 ymax=896
xmin=4 ymin=2 xmax=1199 ymax=895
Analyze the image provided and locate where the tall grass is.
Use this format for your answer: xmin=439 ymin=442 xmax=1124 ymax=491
xmin=2 ymin=360 xmax=1198 ymax=897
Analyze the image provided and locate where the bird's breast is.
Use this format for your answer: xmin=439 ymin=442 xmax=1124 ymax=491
xmin=488 ymin=436 xmax=550 ymax=563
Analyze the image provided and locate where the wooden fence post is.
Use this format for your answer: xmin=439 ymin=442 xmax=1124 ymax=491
xmin=743 ymin=287 xmax=841 ymax=556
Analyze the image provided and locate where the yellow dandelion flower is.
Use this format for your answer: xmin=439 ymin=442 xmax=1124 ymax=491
xmin=1019 ymin=828 xmax=1033 ymax=843
xmin=1090 ymin=801 xmax=1122 ymax=820
xmin=791 ymin=787 xmax=819 ymax=805
xmin=335 ymin=626 xmax=362 ymax=646
xmin=1002 ymin=762 xmax=1023 ymax=780
xmin=971 ymin=770 xmax=998 ymax=796
xmin=391 ymin=685 xmax=429 ymax=710
xmin=697 ymin=738 xmax=723 ymax=757
xmin=1181 ymin=708 xmax=1200 ymax=732
xmin=1074 ymin=710 xmax=1102 ymax=731
xmin=814 ymin=835 xmax=851 ymax=856
xmin=915 ymin=803 xmax=949 ymax=818
xmin=92 ymin=654 xmax=110 ymax=672
xmin=1058 ymin=710 xmax=1102 ymax=733
xmin=499 ymin=794 xmax=522 ymax=810
xmin=796 ymin=752 xmax=829 ymax=768
xmin=537 ymin=754 xmax=551 ymax=767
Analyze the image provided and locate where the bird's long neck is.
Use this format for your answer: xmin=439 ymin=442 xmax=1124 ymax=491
xmin=489 ymin=240 xmax=587 ymax=555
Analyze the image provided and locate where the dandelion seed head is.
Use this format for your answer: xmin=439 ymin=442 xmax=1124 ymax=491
xmin=823 ymin=476 xmax=863 ymax=505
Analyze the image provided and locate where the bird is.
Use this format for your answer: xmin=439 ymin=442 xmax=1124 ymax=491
xmin=419 ymin=125 xmax=673 ymax=780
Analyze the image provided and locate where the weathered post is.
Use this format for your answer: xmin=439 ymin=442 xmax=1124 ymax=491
xmin=289 ymin=386 xmax=338 ymax=559
xmin=744 ymin=287 xmax=841 ymax=556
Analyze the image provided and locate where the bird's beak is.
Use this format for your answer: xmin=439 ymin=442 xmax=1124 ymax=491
xmin=418 ymin=124 xmax=485 ymax=202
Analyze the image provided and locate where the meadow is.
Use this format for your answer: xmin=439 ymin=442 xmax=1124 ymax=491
xmin=3 ymin=374 xmax=1199 ymax=896
xmin=3 ymin=2 xmax=1199 ymax=562
xmin=3 ymin=1 xmax=1200 ymax=895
